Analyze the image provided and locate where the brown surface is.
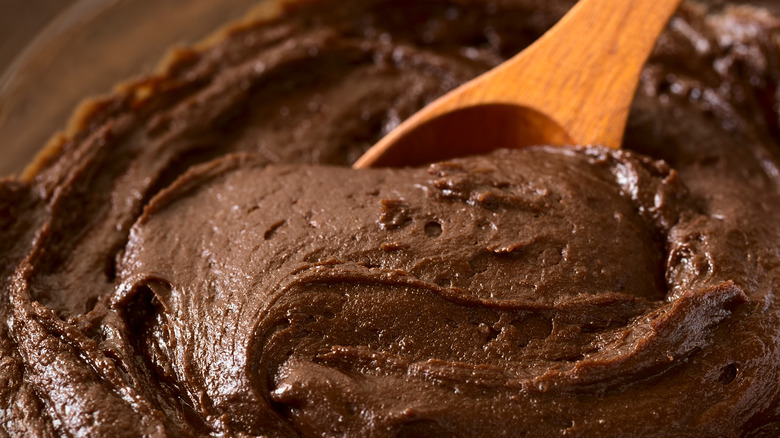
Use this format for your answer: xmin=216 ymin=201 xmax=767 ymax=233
xmin=0 ymin=0 xmax=68 ymax=71
xmin=1 ymin=0 xmax=780 ymax=436
xmin=0 ymin=0 xmax=270 ymax=178
xmin=1 ymin=0 xmax=778 ymax=178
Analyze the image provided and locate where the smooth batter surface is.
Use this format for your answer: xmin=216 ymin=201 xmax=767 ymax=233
xmin=1 ymin=0 xmax=780 ymax=436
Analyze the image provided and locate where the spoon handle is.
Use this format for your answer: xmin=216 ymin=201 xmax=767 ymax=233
xmin=454 ymin=0 xmax=683 ymax=149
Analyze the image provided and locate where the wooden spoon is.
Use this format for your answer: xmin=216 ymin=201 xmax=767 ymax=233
xmin=353 ymin=0 xmax=682 ymax=169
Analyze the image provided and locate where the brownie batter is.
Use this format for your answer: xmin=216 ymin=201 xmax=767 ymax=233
xmin=1 ymin=0 xmax=780 ymax=436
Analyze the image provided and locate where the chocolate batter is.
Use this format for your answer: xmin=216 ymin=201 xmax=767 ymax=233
xmin=1 ymin=0 xmax=780 ymax=436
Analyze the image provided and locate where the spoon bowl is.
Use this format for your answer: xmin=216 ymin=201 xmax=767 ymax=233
xmin=354 ymin=0 xmax=683 ymax=169
xmin=356 ymin=104 xmax=572 ymax=168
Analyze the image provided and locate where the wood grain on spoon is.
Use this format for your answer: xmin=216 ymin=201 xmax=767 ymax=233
xmin=354 ymin=0 xmax=683 ymax=169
